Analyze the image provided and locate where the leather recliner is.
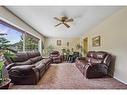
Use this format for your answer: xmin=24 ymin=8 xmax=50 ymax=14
xmin=49 ymin=51 xmax=63 ymax=63
xmin=75 ymin=51 xmax=112 ymax=79
xmin=6 ymin=51 xmax=51 ymax=85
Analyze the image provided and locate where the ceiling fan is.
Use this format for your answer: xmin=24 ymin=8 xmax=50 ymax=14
xmin=54 ymin=16 xmax=74 ymax=28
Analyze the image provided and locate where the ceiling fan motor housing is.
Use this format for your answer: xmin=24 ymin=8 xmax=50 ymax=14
xmin=61 ymin=16 xmax=68 ymax=22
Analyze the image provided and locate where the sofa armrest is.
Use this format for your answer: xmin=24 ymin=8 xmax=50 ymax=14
xmin=10 ymin=65 xmax=35 ymax=71
xmin=84 ymin=63 xmax=108 ymax=78
xmin=6 ymin=63 xmax=16 ymax=70
xmin=8 ymin=65 xmax=39 ymax=85
xmin=9 ymin=65 xmax=35 ymax=76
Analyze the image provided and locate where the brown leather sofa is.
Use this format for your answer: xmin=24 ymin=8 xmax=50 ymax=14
xmin=6 ymin=51 xmax=51 ymax=85
xmin=75 ymin=51 xmax=112 ymax=79
xmin=49 ymin=51 xmax=63 ymax=63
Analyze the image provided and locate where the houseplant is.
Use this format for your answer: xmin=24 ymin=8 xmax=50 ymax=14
xmin=0 ymin=37 xmax=16 ymax=85
xmin=43 ymin=45 xmax=54 ymax=56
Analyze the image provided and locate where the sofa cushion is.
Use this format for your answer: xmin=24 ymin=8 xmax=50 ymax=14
xmin=50 ymin=54 xmax=59 ymax=57
xmin=30 ymin=56 xmax=43 ymax=64
xmin=15 ymin=60 xmax=32 ymax=65
xmin=27 ymin=51 xmax=41 ymax=58
xmin=94 ymin=51 xmax=107 ymax=59
xmin=87 ymin=51 xmax=95 ymax=58
xmin=10 ymin=53 xmax=29 ymax=62
xmin=86 ymin=57 xmax=103 ymax=64
xmin=51 ymin=51 xmax=59 ymax=54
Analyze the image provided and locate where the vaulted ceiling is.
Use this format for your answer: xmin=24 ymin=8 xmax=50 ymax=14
xmin=6 ymin=6 xmax=123 ymax=38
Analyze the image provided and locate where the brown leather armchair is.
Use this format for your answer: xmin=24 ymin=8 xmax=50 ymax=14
xmin=75 ymin=51 xmax=112 ymax=79
xmin=49 ymin=51 xmax=63 ymax=63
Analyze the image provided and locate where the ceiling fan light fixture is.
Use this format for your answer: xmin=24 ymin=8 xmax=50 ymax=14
xmin=54 ymin=16 xmax=73 ymax=28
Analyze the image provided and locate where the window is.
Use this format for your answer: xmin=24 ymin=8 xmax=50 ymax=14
xmin=0 ymin=20 xmax=40 ymax=53
xmin=25 ymin=33 xmax=39 ymax=51
xmin=0 ymin=22 xmax=23 ymax=52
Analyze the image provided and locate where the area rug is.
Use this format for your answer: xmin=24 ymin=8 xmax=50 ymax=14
xmin=12 ymin=63 xmax=127 ymax=89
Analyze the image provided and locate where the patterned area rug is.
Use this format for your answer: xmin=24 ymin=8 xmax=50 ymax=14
xmin=12 ymin=63 xmax=127 ymax=89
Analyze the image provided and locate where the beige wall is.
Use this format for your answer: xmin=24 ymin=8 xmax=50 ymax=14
xmin=0 ymin=6 xmax=45 ymax=53
xmin=81 ymin=7 xmax=127 ymax=84
xmin=45 ymin=37 xmax=80 ymax=53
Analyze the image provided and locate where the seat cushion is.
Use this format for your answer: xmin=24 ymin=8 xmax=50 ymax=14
xmin=15 ymin=60 xmax=32 ymax=65
xmin=30 ymin=56 xmax=43 ymax=64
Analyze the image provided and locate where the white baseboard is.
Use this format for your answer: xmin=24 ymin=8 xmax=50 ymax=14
xmin=114 ymin=76 xmax=127 ymax=85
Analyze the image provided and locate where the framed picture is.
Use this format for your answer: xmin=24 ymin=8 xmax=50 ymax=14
xmin=92 ymin=36 xmax=101 ymax=47
xmin=57 ymin=40 xmax=61 ymax=46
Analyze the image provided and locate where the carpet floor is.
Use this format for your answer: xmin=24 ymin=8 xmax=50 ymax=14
xmin=12 ymin=63 xmax=127 ymax=89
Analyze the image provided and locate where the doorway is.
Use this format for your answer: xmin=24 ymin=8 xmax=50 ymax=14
xmin=83 ymin=37 xmax=88 ymax=53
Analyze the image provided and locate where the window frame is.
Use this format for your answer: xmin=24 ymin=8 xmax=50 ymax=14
xmin=0 ymin=20 xmax=40 ymax=52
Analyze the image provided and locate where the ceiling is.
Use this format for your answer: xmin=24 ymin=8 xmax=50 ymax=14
xmin=6 ymin=6 xmax=123 ymax=38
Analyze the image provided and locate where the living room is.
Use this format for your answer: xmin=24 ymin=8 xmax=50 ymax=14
xmin=0 ymin=5 xmax=127 ymax=91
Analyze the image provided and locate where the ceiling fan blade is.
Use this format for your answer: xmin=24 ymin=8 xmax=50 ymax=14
xmin=54 ymin=17 xmax=62 ymax=22
xmin=63 ymin=23 xmax=70 ymax=28
xmin=55 ymin=23 xmax=62 ymax=27
xmin=65 ymin=18 xmax=74 ymax=22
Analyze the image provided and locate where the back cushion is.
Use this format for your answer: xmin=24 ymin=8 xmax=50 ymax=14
xmin=87 ymin=51 xmax=95 ymax=58
xmin=94 ymin=51 xmax=107 ymax=59
xmin=27 ymin=51 xmax=41 ymax=58
xmin=86 ymin=57 xmax=103 ymax=64
xmin=10 ymin=53 xmax=29 ymax=62
xmin=51 ymin=51 xmax=59 ymax=54
xmin=34 ymin=52 xmax=41 ymax=57
xmin=50 ymin=54 xmax=59 ymax=57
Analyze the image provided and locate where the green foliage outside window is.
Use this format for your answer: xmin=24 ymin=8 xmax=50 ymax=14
xmin=25 ymin=34 xmax=39 ymax=51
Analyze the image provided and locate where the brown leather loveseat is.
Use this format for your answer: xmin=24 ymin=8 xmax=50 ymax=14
xmin=6 ymin=51 xmax=51 ymax=85
xmin=75 ymin=51 xmax=112 ymax=79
